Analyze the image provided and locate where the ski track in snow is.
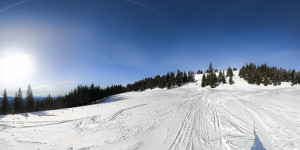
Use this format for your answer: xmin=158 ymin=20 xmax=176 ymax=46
xmin=0 ymin=71 xmax=299 ymax=150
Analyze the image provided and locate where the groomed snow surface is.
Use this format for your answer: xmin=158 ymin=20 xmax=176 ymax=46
xmin=1 ymin=71 xmax=299 ymax=150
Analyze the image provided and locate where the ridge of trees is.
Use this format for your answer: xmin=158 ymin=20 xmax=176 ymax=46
xmin=126 ymin=69 xmax=195 ymax=91
xmin=1 ymin=84 xmax=126 ymax=115
xmin=201 ymin=63 xmax=234 ymax=88
xmin=1 ymin=69 xmax=195 ymax=115
xmin=1 ymin=63 xmax=299 ymax=115
xmin=239 ymin=63 xmax=300 ymax=86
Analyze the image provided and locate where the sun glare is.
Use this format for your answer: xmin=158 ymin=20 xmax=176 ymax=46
xmin=0 ymin=51 xmax=33 ymax=83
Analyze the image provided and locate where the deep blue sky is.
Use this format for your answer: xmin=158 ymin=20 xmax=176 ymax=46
xmin=0 ymin=0 xmax=299 ymax=96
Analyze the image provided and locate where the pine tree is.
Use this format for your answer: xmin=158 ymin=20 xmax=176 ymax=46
xmin=210 ymin=72 xmax=218 ymax=88
xmin=1 ymin=89 xmax=10 ymax=114
xmin=222 ymin=71 xmax=226 ymax=83
xmin=13 ymin=93 xmax=18 ymax=114
xmin=154 ymin=75 xmax=161 ymax=87
xmin=187 ymin=71 xmax=195 ymax=82
xmin=201 ymin=74 xmax=206 ymax=87
xmin=13 ymin=88 xmax=23 ymax=113
xmin=147 ymin=78 xmax=154 ymax=89
xmin=166 ymin=73 xmax=171 ymax=89
xmin=26 ymin=84 xmax=34 ymax=112
xmin=45 ymin=94 xmax=53 ymax=109
xmin=226 ymin=66 xmax=233 ymax=77
xmin=197 ymin=70 xmax=202 ymax=74
xmin=35 ymin=100 xmax=40 ymax=111
xmin=296 ymin=72 xmax=300 ymax=85
xmin=291 ymin=69 xmax=295 ymax=86
xmin=206 ymin=73 xmax=210 ymax=86
xmin=239 ymin=66 xmax=246 ymax=79
xmin=176 ymin=69 xmax=183 ymax=87
xmin=40 ymin=100 xmax=44 ymax=110
xmin=170 ymin=72 xmax=176 ymax=87
xmin=229 ymin=75 xmax=234 ymax=85
xmin=214 ymin=72 xmax=218 ymax=87
xmin=183 ymin=71 xmax=188 ymax=84
xmin=167 ymin=80 xmax=172 ymax=89
xmin=218 ymin=71 xmax=223 ymax=83
xmin=263 ymin=76 xmax=268 ymax=86
xmin=255 ymin=71 xmax=261 ymax=85
xmin=207 ymin=63 xmax=214 ymax=73
xmin=17 ymin=88 xmax=23 ymax=113
xmin=159 ymin=75 xmax=166 ymax=89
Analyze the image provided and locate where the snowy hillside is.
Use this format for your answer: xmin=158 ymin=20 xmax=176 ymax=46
xmin=0 ymin=71 xmax=299 ymax=150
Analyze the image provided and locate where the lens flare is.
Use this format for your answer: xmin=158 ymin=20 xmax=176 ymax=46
xmin=0 ymin=51 xmax=33 ymax=83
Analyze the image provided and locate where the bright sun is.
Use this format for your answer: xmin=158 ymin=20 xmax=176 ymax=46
xmin=0 ymin=51 xmax=33 ymax=83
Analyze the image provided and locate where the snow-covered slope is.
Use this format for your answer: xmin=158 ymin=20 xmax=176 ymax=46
xmin=1 ymin=71 xmax=299 ymax=150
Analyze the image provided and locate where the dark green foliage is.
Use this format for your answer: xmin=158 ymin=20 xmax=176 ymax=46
xmin=26 ymin=85 xmax=34 ymax=112
xmin=2 ymin=83 xmax=126 ymax=115
xmin=222 ymin=71 xmax=226 ymax=83
xmin=263 ymin=76 xmax=268 ymax=86
xmin=218 ymin=72 xmax=223 ymax=83
xmin=167 ymin=80 xmax=172 ymax=89
xmin=203 ymin=63 xmax=223 ymax=88
xmin=201 ymin=74 xmax=206 ymax=87
xmin=33 ymin=94 xmax=56 ymax=111
xmin=176 ymin=69 xmax=183 ymax=87
xmin=13 ymin=88 xmax=23 ymax=113
xmin=246 ymin=63 xmax=256 ymax=84
xmin=17 ymin=88 xmax=24 ymax=112
xmin=13 ymin=93 xmax=18 ymax=113
xmin=62 ymin=84 xmax=126 ymax=108
xmin=226 ymin=66 xmax=234 ymax=84
xmin=183 ymin=71 xmax=188 ymax=84
xmin=255 ymin=71 xmax=262 ymax=85
xmin=239 ymin=66 xmax=245 ymax=78
xmin=170 ymin=72 xmax=176 ymax=87
xmin=157 ymin=75 xmax=166 ymax=89
xmin=147 ymin=78 xmax=154 ymax=89
xmin=126 ymin=69 xmax=195 ymax=91
xmin=210 ymin=72 xmax=218 ymax=88
xmin=197 ymin=70 xmax=203 ymax=74
xmin=44 ymin=94 xmax=54 ymax=110
xmin=296 ymin=72 xmax=300 ymax=84
xmin=233 ymin=68 xmax=237 ymax=71
xmin=206 ymin=73 xmax=211 ymax=86
xmin=187 ymin=71 xmax=195 ymax=82
xmin=40 ymin=100 xmax=45 ymax=110
xmin=229 ymin=76 xmax=234 ymax=85
xmin=154 ymin=75 xmax=161 ymax=87
xmin=166 ymin=73 xmax=171 ymax=89
xmin=291 ymin=69 xmax=295 ymax=86
xmin=226 ymin=66 xmax=233 ymax=78
xmin=239 ymin=63 xmax=298 ymax=86
xmin=206 ymin=63 xmax=214 ymax=73
xmin=1 ymin=89 xmax=10 ymax=114
xmin=35 ymin=100 xmax=40 ymax=111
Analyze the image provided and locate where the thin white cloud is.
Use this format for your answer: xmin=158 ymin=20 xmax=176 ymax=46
xmin=0 ymin=0 xmax=32 ymax=15
xmin=124 ymin=0 xmax=159 ymax=15
xmin=53 ymin=80 xmax=76 ymax=86
xmin=32 ymin=80 xmax=76 ymax=90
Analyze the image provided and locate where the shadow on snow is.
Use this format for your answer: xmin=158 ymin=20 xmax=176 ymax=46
xmin=99 ymin=95 xmax=128 ymax=104
xmin=251 ymin=129 xmax=266 ymax=150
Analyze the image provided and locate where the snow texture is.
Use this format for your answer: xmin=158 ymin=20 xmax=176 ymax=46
xmin=0 ymin=71 xmax=299 ymax=150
